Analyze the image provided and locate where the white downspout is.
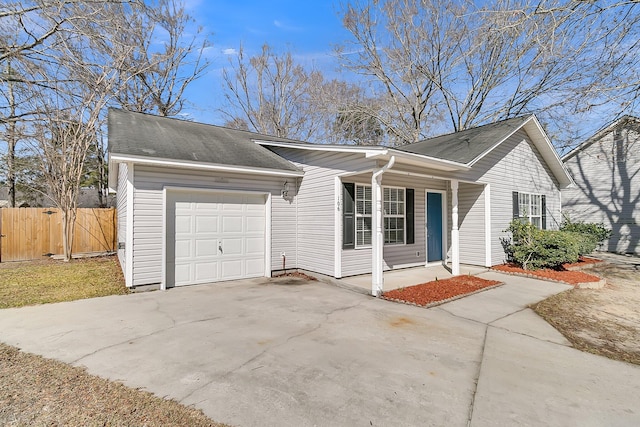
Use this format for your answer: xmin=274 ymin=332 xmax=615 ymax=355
xmin=451 ymin=179 xmax=460 ymax=276
xmin=371 ymin=156 xmax=395 ymax=296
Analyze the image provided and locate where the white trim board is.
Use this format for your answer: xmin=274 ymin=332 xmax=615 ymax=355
xmin=109 ymin=153 xmax=304 ymax=178
xmin=125 ymin=162 xmax=134 ymax=287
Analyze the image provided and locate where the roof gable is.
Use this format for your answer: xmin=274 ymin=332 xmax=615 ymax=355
xmin=398 ymin=115 xmax=572 ymax=188
xmin=107 ymin=109 xmax=301 ymax=173
xmin=562 ymin=115 xmax=640 ymax=162
xmin=397 ymin=116 xmax=530 ymax=165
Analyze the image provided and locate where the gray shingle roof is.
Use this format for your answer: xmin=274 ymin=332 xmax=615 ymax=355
xmin=397 ymin=116 xmax=531 ymax=164
xmin=108 ymin=109 xmax=301 ymax=172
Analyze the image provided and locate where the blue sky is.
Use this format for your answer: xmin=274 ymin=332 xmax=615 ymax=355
xmin=181 ymin=0 xmax=352 ymax=124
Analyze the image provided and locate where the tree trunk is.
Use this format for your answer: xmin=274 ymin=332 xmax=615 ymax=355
xmin=61 ymin=208 xmax=77 ymax=262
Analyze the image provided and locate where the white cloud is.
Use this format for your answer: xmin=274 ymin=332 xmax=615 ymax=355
xmin=273 ymin=20 xmax=303 ymax=32
xmin=222 ymin=48 xmax=238 ymax=55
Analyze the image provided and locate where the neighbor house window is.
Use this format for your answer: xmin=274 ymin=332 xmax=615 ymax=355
xmin=355 ymin=185 xmax=405 ymax=247
xmin=514 ymin=191 xmax=545 ymax=229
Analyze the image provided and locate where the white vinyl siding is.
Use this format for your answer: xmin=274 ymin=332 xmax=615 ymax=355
xmin=563 ymin=123 xmax=640 ymax=254
xmin=456 ymin=129 xmax=562 ymax=265
xmin=457 ymin=182 xmax=486 ymax=266
xmin=116 ymin=163 xmax=128 ymax=272
xmin=130 ymin=165 xmax=296 ymax=287
xmin=272 ymin=148 xmax=373 ymax=276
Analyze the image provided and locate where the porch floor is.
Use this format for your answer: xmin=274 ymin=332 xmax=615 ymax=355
xmin=342 ymin=263 xmax=490 ymax=293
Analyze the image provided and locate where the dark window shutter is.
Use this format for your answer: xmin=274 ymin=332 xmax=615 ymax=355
xmin=541 ymin=195 xmax=547 ymax=230
xmin=406 ymin=189 xmax=415 ymax=244
xmin=342 ymin=183 xmax=355 ymax=249
xmin=512 ymin=191 xmax=519 ymax=219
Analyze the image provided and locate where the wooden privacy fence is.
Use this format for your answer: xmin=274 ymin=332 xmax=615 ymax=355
xmin=0 ymin=208 xmax=117 ymax=262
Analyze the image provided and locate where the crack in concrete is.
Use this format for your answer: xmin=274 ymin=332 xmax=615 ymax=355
xmin=467 ymin=326 xmax=488 ymax=427
xmin=178 ymin=301 xmax=365 ymax=404
xmin=70 ymin=314 xmax=224 ymax=365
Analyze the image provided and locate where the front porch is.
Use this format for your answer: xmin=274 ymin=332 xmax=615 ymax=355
xmin=337 ymin=155 xmax=491 ymax=296
xmin=341 ymin=263 xmax=490 ymax=294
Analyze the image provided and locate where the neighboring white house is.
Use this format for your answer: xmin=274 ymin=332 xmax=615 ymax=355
xmin=108 ymin=109 xmax=572 ymax=295
xmin=562 ymin=116 xmax=640 ymax=255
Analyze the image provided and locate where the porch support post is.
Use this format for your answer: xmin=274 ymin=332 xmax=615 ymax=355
xmin=451 ymin=179 xmax=460 ymax=276
xmin=371 ymin=156 xmax=395 ymax=297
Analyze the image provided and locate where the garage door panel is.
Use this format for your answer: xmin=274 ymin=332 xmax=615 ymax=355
xmin=221 ymin=238 xmax=243 ymax=255
xmin=195 ymin=262 xmax=218 ymax=282
xmin=246 ymin=216 xmax=265 ymax=232
xmin=222 ymin=216 xmax=243 ymax=233
xmin=168 ymin=190 xmax=266 ymax=287
xmin=195 ymin=239 xmax=217 ymax=257
xmin=245 ymin=258 xmax=265 ymax=275
xmin=174 ymin=264 xmax=192 ymax=284
xmin=195 ymin=216 xmax=218 ymax=233
xmin=175 ymin=216 xmax=192 ymax=233
xmin=246 ymin=237 xmax=264 ymax=254
xmin=246 ymin=201 xmax=265 ymax=210
xmin=221 ymin=260 xmax=243 ymax=280
xmin=175 ymin=240 xmax=192 ymax=258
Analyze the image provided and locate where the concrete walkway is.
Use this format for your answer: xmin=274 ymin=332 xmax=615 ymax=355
xmin=0 ymin=273 xmax=639 ymax=426
xmin=341 ymin=263 xmax=489 ymax=293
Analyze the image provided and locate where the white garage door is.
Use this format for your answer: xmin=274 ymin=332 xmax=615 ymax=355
xmin=167 ymin=191 xmax=266 ymax=287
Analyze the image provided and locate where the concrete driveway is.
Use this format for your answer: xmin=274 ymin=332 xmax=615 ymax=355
xmin=0 ymin=273 xmax=639 ymax=426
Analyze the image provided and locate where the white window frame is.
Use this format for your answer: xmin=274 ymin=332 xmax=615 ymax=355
xmin=355 ymin=185 xmax=373 ymax=248
xmin=518 ymin=192 xmax=542 ymax=229
xmin=355 ymin=184 xmax=406 ymax=248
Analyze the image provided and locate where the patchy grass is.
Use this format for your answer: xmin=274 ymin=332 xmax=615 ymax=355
xmin=0 ymin=256 xmax=128 ymax=309
xmin=0 ymin=343 xmax=228 ymax=426
xmin=532 ymin=261 xmax=640 ymax=365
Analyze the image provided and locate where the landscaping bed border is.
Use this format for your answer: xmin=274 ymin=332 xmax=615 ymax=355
xmin=382 ymin=281 xmax=505 ymax=308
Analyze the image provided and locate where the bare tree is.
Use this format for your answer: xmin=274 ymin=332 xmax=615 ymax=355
xmin=2 ymin=1 xmax=210 ymax=253
xmin=222 ymin=44 xmax=371 ymax=143
xmin=338 ymin=0 xmax=640 ymax=146
xmin=109 ymin=0 xmax=210 ymax=117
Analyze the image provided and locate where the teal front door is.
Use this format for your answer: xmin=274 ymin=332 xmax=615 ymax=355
xmin=426 ymin=192 xmax=443 ymax=262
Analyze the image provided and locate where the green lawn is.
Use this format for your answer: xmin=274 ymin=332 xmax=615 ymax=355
xmin=0 ymin=256 xmax=129 ymax=309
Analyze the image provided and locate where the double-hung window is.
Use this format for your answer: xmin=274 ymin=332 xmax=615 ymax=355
xmin=383 ymin=187 xmax=405 ymax=244
xmin=514 ymin=191 xmax=545 ymax=229
xmin=354 ymin=185 xmax=405 ymax=247
xmin=355 ymin=185 xmax=373 ymax=246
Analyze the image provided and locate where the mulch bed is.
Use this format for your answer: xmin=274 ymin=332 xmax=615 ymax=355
xmin=492 ymin=258 xmax=603 ymax=286
xmin=383 ymin=275 xmax=502 ymax=307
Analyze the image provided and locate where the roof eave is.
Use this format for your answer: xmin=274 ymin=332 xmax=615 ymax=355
xmin=562 ymin=115 xmax=640 ymax=162
xmin=524 ymin=116 xmax=574 ymax=189
xmin=108 ymin=153 xmax=305 ymax=177
xmin=255 ymin=139 xmax=469 ymax=172
xmin=384 ymin=148 xmax=470 ymax=171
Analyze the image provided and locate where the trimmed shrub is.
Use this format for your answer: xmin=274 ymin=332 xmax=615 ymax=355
xmin=560 ymin=218 xmax=612 ymax=250
xmin=504 ymin=220 xmax=580 ymax=270
xmin=567 ymin=231 xmax=598 ymax=256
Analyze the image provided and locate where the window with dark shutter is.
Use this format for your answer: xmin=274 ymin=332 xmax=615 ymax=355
xmin=406 ymin=189 xmax=415 ymax=244
xmin=541 ymin=195 xmax=547 ymax=230
xmin=342 ymin=182 xmax=355 ymax=249
xmin=512 ymin=191 xmax=519 ymax=219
